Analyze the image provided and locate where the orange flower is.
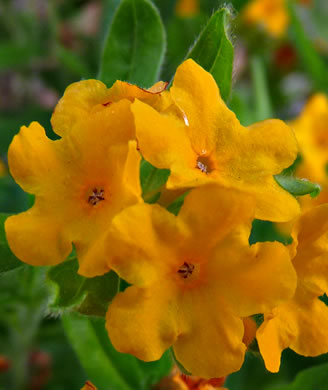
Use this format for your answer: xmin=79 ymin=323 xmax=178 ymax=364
xmin=5 ymin=102 xmax=141 ymax=277
xmin=257 ymin=204 xmax=328 ymax=372
xmin=133 ymin=59 xmax=299 ymax=222
xmin=97 ymin=185 xmax=297 ymax=378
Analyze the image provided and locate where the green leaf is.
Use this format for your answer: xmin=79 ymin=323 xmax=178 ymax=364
xmin=185 ymin=7 xmax=234 ymax=102
xmin=287 ymin=0 xmax=328 ymax=92
xmin=99 ymin=0 xmax=166 ymax=87
xmin=47 ymin=258 xmax=119 ymax=316
xmin=274 ymin=175 xmax=321 ymax=197
xmin=62 ymin=313 xmax=173 ymax=390
xmin=0 ymin=213 xmax=24 ymax=274
xmin=268 ymin=362 xmax=328 ymax=390
xmin=140 ymin=160 xmax=170 ymax=202
xmin=62 ymin=314 xmax=134 ymax=390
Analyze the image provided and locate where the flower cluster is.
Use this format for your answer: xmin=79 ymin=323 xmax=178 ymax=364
xmin=5 ymin=59 xmax=328 ymax=379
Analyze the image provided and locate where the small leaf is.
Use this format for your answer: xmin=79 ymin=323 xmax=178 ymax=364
xmin=274 ymin=175 xmax=321 ymax=197
xmin=140 ymin=160 xmax=170 ymax=202
xmin=185 ymin=7 xmax=234 ymax=101
xmin=0 ymin=213 xmax=24 ymax=274
xmin=99 ymin=0 xmax=166 ymax=87
xmin=47 ymin=258 xmax=119 ymax=316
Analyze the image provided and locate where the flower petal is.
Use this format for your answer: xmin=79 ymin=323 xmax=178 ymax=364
xmin=51 ymin=79 xmax=110 ymax=136
xmin=173 ymin=287 xmax=246 ymax=379
xmin=170 ymin=59 xmax=240 ymax=154
xmin=106 ymin=282 xmax=179 ymax=361
xmin=52 ymin=79 xmax=168 ymax=137
xmin=5 ymin=199 xmax=72 ymax=266
xmin=256 ymin=306 xmax=296 ymax=373
xmin=178 ymin=184 xmax=255 ymax=255
xmin=8 ymin=122 xmax=59 ymax=194
xmin=217 ymin=175 xmax=300 ymax=222
xmin=289 ymin=292 xmax=328 ymax=357
xmin=132 ymin=99 xmax=196 ymax=170
xmin=257 ymin=286 xmax=328 ymax=372
xmin=292 ymin=204 xmax=328 ymax=294
xmin=211 ymin=239 xmax=297 ymax=317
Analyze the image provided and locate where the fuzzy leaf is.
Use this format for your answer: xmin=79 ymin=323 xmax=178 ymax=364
xmin=186 ymin=7 xmax=234 ymax=101
xmin=99 ymin=0 xmax=166 ymax=87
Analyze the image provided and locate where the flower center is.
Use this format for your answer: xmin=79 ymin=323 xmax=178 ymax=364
xmin=196 ymin=156 xmax=213 ymax=174
xmin=88 ymin=188 xmax=105 ymax=206
xmin=177 ymin=262 xmax=195 ymax=279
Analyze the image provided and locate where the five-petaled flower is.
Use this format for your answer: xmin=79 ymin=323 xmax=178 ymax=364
xmin=5 ymin=102 xmax=141 ymax=277
xmin=257 ymin=204 xmax=328 ymax=372
xmin=93 ymin=185 xmax=297 ymax=378
xmin=132 ymin=59 xmax=300 ymax=222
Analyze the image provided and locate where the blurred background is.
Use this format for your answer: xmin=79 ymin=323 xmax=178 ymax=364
xmin=1 ymin=0 xmax=328 ymax=389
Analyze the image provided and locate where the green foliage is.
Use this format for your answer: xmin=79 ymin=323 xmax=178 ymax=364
xmin=0 ymin=213 xmax=24 ymax=274
xmin=267 ymin=362 xmax=328 ymax=390
xmin=140 ymin=160 xmax=170 ymax=203
xmin=62 ymin=313 xmax=173 ymax=390
xmin=249 ymin=219 xmax=292 ymax=246
xmin=274 ymin=174 xmax=321 ymax=197
xmin=99 ymin=0 xmax=166 ymax=87
xmin=186 ymin=7 xmax=234 ymax=101
xmin=47 ymin=258 xmax=119 ymax=317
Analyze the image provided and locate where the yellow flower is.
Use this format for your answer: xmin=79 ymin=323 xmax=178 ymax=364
xmin=51 ymin=79 xmax=168 ymax=137
xmin=5 ymin=102 xmax=141 ymax=277
xmin=97 ymin=185 xmax=296 ymax=378
xmin=290 ymin=94 xmax=328 ymax=184
xmin=243 ymin=0 xmax=288 ymax=37
xmin=132 ymin=59 xmax=299 ymax=222
xmin=257 ymin=204 xmax=328 ymax=372
xmin=175 ymin=0 xmax=199 ymax=17
xmin=287 ymin=94 xmax=328 ymax=210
